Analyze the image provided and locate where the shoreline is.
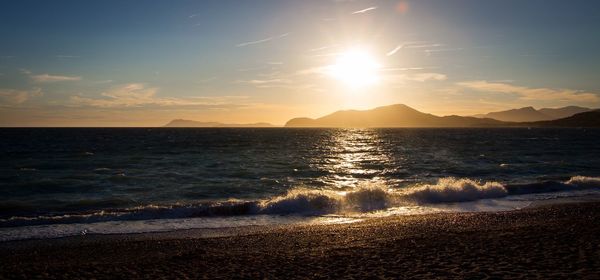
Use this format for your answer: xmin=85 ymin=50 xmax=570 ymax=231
xmin=1 ymin=201 xmax=599 ymax=278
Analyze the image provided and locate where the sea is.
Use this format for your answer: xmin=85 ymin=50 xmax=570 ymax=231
xmin=1 ymin=128 xmax=600 ymax=241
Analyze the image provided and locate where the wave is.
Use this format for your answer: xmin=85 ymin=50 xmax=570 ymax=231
xmin=1 ymin=176 xmax=599 ymax=227
xmin=401 ymin=178 xmax=508 ymax=203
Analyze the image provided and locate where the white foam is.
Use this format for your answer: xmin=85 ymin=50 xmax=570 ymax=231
xmin=258 ymin=185 xmax=396 ymax=214
xmin=566 ymin=176 xmax=600 ymax=187
xmin=401 ymin=178 xmax=508 ymax=203
xmin=259 ymin=188 xmax=341 ymax=214
xmin=3 ymin=176 xmax=600 ymax=236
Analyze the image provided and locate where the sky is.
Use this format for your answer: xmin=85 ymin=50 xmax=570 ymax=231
xmin=1 ymin=0 xmax=600 ymax=126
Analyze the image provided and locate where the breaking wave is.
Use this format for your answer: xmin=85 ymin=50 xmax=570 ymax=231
xmin=402 ymin=178 xmax=508 ymax=203
xmin=1 ymin=176 xmax=599 ymax=227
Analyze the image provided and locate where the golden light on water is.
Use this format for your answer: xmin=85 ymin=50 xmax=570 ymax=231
xmin=326 ymin=48 xmax=382 ymax=89
xmin=317 ymin=129 xmax=391 ymax=189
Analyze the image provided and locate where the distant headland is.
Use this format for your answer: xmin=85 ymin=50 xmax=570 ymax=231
xmin=284 ymin=104 xmax=600 ymax=128
xmin=164 ymin=119 xmax=275 ymax=128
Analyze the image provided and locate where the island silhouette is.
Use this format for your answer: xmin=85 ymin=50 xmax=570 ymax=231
xmin=473 ymin=106 xmax=591 ymax=122
xmin=284 ymin=104 xmax=600 ymax=128
xmin=164 ymin=119 xmax=275 ymax=128
xmin=163 ymin=104 xmax=599 ymax=128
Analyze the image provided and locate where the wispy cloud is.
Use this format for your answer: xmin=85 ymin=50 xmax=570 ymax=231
xmin=386 ymin=73 xmax=448 ymax=83
xmin=381 ymin=67 xmax=428 ymax=72
xmin=237 ymin=66 xmax=269 ymax=72
xmin=236 ymin=33 xmax=289 ymax=47
xmin=425 ymin=48 xmax=464 ymax=56
xmin=236 ymin=37 xmax=273 ymax=47
xmin=386 ymin=44 xmax=404 ymax=56
xmin=235 ymin=79 xmax=292 ymax=86
xmin=352 ymin=6 xmax=377 ymax=14
xmin=308 ymin=45 xmax=338 ymax=52
xmin=69 ymin=83 xmax=248 ymax=108
xmin=405 ymin=43 xmax=445 ymax=49
xmin=457 ymin=80 xmax=600 ymax=103
xmin=0 ymin=88 xmax=42 ymax=106
xmin=55 ymin=55 xmax=79 ymax=58
xmin=20 ymin=69 xmax=81 ymax=83
xmin=406 ymin=73 xmax=447 ymax=82
xmin=32 ymin=74 xmax=82 ymax=83
xmin=307 ymin=52 xmax=342 ymax=58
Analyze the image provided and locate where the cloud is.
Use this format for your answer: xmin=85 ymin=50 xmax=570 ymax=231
xmin=386 ymin=44 xmax=404 ymax=56
xmin=94 ymin=80 xmax=114 ymax=84
xmin=407 ymin=73 xmax=448 ymax=82
xmin=55 ymin=55 xmax=80 ymax=58
xmin=308 ymin=45 xmax=338 ymax=52
xmin=236 ymin=33 xmax=289 ymax=47
xmin=352 ymin=7 xmax=377 ymax=14
xmin=457 ymin=80 xmax=600 ymax=103
xmin=68 ymin=83 xmax=248 ymax=108
xmin=0 ymin=88 xmax=42 ymax=106
xmin=237 ymin=66 xmax=269 ymax=72
xmin=237 ymin=37 xmax=273 ymax=47
xmin=424 ymin=48 xmax=464 ymax=56
xmin=381 ymin=67 xmax=427 ymax=72
xmin=235 ymin=79 xmax=292 ymax=85
xmin=386 ymin=73 xmax=448 ymax=83
xmin=20 ymin=69 xmax=81 ymax=83
xmin=32 ymin=74 xmax=82 ymax=83
xmin=405 ymin=43 xmax=445 ymax=49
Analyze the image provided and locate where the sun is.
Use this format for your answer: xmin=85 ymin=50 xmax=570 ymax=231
xmin=327 ymin=48 xmax=381 ymax=88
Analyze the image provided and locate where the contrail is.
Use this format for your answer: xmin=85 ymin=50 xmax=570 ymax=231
xmin=236 ymin=37 xmax=273 ymax=47
xmin=386 ymin=44 xmax=404 ymax=56
xmin=352 ymin=6 xmax=377 ymax=14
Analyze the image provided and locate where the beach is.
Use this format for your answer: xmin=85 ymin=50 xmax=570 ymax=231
xmin=1 ymin=201 xmax=599 ymax=279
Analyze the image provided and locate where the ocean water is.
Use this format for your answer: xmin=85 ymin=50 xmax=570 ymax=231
xmin=1 ymin=128 xmax=600 ymax=241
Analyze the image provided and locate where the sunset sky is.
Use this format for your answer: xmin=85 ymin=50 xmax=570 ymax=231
xmin=1 ymin=0 xmax=600 ymax=126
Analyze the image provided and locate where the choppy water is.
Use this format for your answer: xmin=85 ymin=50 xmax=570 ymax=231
xmin=1 ymin=128 xmax=600 ymax=241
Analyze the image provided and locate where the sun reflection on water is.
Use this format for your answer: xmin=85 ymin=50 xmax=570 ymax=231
xmin=311 ymin=129 xmax=394 ymax=189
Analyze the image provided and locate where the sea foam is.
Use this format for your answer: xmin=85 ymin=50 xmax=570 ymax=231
xmin=1 ymin=176 xmax=599 ymax=228
xmin=402 ymin=178 xmax=508 ymax=203
xmin=566 ymin=176 xmax=600 ymax=187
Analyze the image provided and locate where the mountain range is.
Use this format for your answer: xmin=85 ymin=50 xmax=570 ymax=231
xmin=163 ymin=104 xmax=599 ymax=128
xmin=285 ymin=104 xmax=600 ymax=128
xmin=164 ymin=119 xmax=274 ymax=128
xmin=473 ymin=106 xmax=591 ymax=122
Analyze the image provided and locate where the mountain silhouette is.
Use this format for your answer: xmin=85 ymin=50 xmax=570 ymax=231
xmin=474 ymin=106 xmax=591 ymax=122
xmin=285 ymin=104 xmax=506 ymax=127
xmin=285 ymin=104 xmax=600 ymax=128
xmin=538 ymin=106 xmax=592 ymax=120
xmin=164 ymin=119 xmax=274 ymax=128
xmin=522 ymin=110 xmax=600 ymax=127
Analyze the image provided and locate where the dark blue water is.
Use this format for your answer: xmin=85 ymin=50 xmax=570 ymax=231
xmin=1 ymin=128 xmax=600 ymax=231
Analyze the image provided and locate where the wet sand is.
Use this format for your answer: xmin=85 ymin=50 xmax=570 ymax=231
xmin=1 ymin=202 xmax=599 ymax=279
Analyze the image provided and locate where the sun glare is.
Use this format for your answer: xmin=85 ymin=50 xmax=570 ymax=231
xmin=327 ymin=49 xmax=381 ymax=89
